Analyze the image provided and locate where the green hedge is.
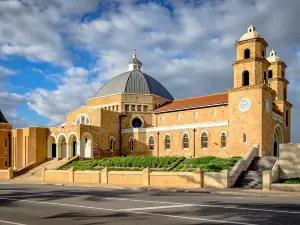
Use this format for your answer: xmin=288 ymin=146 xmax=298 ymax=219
xmin=61 ymin=156 xmax=184 ymax=171
xmin=60 ymin=156 xmax=240 ymax=172
xmin=283 ymin=178 xmax=300 ymax=184
xmin=173 ymin=156 xmax=241 ymax=172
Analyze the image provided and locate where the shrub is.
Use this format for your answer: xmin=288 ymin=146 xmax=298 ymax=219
xmin=60 ymin=156 xmax=184 ymax=171
xmin=173 ymin=156 xmax=241 ymax=172
xmin=283 ymin=178 xmax=300 ymax=184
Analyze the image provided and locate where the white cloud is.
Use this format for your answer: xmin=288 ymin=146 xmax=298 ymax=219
xmin=26 ymin=67 xmax=99 ymax=125
xmin=1 ymin=0 xmax=300 ymax=142
xmin=0 ymin=66 xmax=15 ymax=77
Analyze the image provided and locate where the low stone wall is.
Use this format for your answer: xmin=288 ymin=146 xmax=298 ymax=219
xmin=203 ymin=170 xmax=228 ymax=188
xmin=74 ymin=171 xmax=101 ymax=184
xmin=278 ymin=144 xmax=300 ymax=178
xmin=108 ymin=171 xmax=143 ymax=185
xmin=271 ymin=184 xmax=300 ymax=192
xmin=43 ymin=168 xmax=72 ymax=183
xmin=0 ymin=168 xmax=13 ymax=180
xmin=149 ymin=169 xmax=202 ymax=188
xmin=42 ymin=167 xmax=229 ymax=189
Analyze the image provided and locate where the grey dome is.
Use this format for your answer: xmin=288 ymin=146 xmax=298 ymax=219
xmin=94 ymin=70 xmax=173 ymax=100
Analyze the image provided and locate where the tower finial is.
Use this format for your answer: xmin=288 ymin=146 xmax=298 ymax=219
xmin=133 ymin=48 xmax=136 ymax=59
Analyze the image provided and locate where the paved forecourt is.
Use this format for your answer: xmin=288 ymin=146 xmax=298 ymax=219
xmin=0 ymin=183 xmax=300 ymax=225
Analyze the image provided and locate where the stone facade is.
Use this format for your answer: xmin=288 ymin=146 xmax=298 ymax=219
xmin=0 ymin=24 xmax=293 ymax=169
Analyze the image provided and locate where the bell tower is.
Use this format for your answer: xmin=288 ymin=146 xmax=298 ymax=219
xmin=267 ymin=49 xmax=292 ymax=143
xmin=228 ymin=24 xmax=276 ymax=157
xmin=233 ymin=24 xmax=270 ymax=88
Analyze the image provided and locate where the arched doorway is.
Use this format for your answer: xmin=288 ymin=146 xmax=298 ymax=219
xmin=57 ymin=134 xmax=67 ymax=158
xmin=273 ymin=125 xmax=283 ymax=157
xmin=81 ymin=132 xmax=93 ymax=158
xmin=68 ymin=133 xmax=78 ymax=158
xmin=47 ymin=136 xmax=57 ymax=158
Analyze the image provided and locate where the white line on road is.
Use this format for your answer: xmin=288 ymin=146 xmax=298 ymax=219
xmin=1 ymin=192 xmax=300 ymax=215
xmin=0 ymin=197 xmax=257 ymax=225
xmin=122 ymin=204 xmax=194 ymax=211
xmin=0 ymin=220 xmax=27 ymax=225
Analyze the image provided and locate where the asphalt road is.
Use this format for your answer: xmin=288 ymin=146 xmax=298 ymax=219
xmin=0 ymin=183 xmax=299 ymax=225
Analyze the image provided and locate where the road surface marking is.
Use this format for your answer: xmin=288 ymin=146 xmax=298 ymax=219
xmin=0 ymin=197 xmax=257 ymax=225
xmin=1 ymin=192 xmax=300 ymax=215
xmin=0 ymin=220 xmax=27 ymax=225
xmin=122 ymin=204 xmax=194 ymax=211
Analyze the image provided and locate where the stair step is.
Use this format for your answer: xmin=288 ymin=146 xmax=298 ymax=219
xmin=234 ymin=157 xmax=264 ymax=189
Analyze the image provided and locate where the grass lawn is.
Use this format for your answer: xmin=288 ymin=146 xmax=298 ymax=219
xmin=60 ymin=156 xmax=241 ymax=172
xmin=283 ymin=178 xmax=300 ymax=184
xmin=173 ymin=156 xmax=241 ymax=172
xmin=61 ymin=156 xmax=185 ymax=171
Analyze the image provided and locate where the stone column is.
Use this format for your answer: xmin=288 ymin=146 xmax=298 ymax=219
xmin=263 ymin=171 xmax=271 ymax=190
xmin=142 ymin=167 xmax=150 ymax=186
xmin=76 ymin=140 xmax=81 ymax=156
xmin=56 ymin=142 xmax=60 ymax=159
xmin=69 ymin=167 xmax=74 ymax=183
xmin=101 ymin=167 xmax=108 ymax=184
xmin=194 ymin=168 xmax=203 ymax=188
xmin=66 ymin=141 xmax=70 ymax=158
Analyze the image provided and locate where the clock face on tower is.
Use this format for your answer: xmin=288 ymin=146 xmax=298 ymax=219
xmin=239 ymin=98 xmax=251 ymax=112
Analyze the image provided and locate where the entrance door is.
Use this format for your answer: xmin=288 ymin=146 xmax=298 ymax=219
xmin=273 ymin=142 xmax=278 ymax=157
xmin=52 ymin=143 xmax=57 ymax=158
xmin=73 ymin=141 xmax=77 ymax=156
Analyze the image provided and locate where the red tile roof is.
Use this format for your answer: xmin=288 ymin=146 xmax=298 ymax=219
xmin=154 ymin=92 xmax=228 ymax=113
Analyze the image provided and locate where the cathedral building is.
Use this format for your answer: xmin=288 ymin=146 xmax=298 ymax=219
xmin=0 ymin=24 xmax=292 ymax=170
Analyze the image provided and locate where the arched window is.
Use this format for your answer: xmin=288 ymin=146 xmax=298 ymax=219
xmin=182 ymin=133 xmax=189 ymax=149
xmin=264 ymin=72 xmax=267 ymax=84
xmin=243 ymin=133 xmax=247 ymax=143
xmin=244 ymin=49 xmax=250 ymax=59
xmin=149 ymin=136 xmax=154 ymax=151
xmin=194 ymin=112 xmax=198 ymax=120
xmin=286 ymin=110 xmax=289 ymax=127
xmin=75 ymin=114 xmax=91 ymax=125
xmin=164 ymin=134 xmax=171 ymax=150
xmin=220 ymin=132 xmax=227 ymax=148
xmin=177 ymin=113 xmax=181 ymax=121
xmin=268 ymin=70 xmax=273 ymax=79
xmin=129 ymin=137 xmax=134 ymax=151
xmin=212 ymin=109 xmax=216 ymax=117
xmin=201 ymin=132 xmax=208 ymax=149
xmin=262 ymin=50 xmax=265 ymax=58
xmin=242 ymin=71 xmax=249 ymax=86
xmin=284 ymin=89 xmax=287 ymax=101
xmin=109 ymin=136 xmax=115 ymax=151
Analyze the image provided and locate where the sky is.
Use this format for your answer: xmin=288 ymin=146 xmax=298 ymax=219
xmin=0 ymin=0 xmax=300 ymax=142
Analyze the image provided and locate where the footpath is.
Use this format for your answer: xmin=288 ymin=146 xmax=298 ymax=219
xmin=1 ymin=179 xmax=300 ymax=198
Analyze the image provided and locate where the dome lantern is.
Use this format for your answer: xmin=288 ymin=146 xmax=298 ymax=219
xmin=239 ymin=23 xmax=264 ymax=41
xmin=128 ymin=48 xmax=142 ymax=71
xmin=267 ymin=48 xmax=281 ymax=63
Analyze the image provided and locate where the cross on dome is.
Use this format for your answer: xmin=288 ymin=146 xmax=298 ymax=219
xmin=248 ymin=23 xmax=256 ymax=33
xmin=128 ymin=48 xmax=142 ymax=71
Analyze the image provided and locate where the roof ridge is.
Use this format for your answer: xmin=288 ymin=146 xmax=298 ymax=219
xmin=172 ymin=91 xmax=228 ymax=102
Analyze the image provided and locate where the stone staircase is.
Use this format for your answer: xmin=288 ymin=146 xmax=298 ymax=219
xmin=16 ymin=158 xmax=68 ymax=181
xmin=234 ymin=157 xmax=277 ymax=189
